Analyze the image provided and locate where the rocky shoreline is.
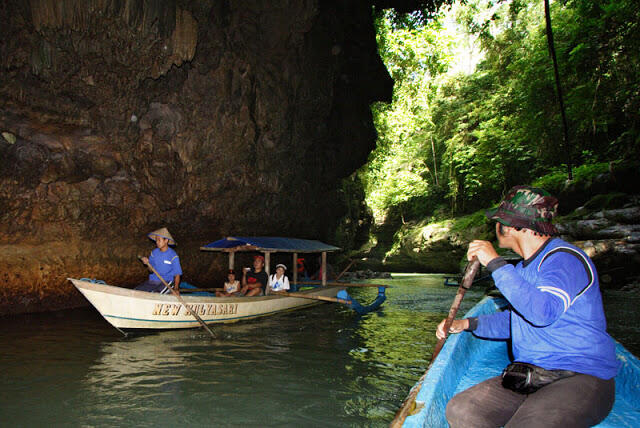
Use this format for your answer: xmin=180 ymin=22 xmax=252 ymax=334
xmin=340 ymin=270 xmax=392 ymax=281
xmin=559 ymin=197 xmax=640 ymax=290
xmin=348 ymin=168 xmax=640 ymax=291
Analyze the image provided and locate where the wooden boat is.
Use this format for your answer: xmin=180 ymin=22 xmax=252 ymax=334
xmin=68 ymin=237 xmax=379 ymax=334
xmin=68 ymin=277 xmax=343 ymax=333
xmin=402 ymin=296 xmax=640 ymax=428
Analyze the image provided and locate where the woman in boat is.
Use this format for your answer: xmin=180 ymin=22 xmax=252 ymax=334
xmin=437 ymin=186 xmax=618 ymax=428
xmin=136 ymin=227 xmax=182 ymax=295
xmin=216 ymin=269 xmax=241 ymax=297
xmin=266 ymin=264 xmax=290 ymax=295
xmin=240 ymin=255 xmax=269 ymax=296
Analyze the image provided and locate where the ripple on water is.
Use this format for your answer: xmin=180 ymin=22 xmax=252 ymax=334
xmin=5 ymin=275 xmax=634 ymax=426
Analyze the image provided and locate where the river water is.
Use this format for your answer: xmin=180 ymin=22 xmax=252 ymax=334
xmin=0 ymin=274 xmax=637 ymax=427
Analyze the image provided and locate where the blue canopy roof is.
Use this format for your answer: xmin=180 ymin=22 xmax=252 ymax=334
xmin=200 ymin=237 xmax=340 ymax=253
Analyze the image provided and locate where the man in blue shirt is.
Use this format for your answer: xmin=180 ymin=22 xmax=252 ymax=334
xmin=136 ymin=227 xmax=182 ymax=295
xmin=438 ymin=186 xmax=618 ymax=427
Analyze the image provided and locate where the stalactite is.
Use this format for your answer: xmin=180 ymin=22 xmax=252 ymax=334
xmin=29 ymin=0 xmax=197 ymax=77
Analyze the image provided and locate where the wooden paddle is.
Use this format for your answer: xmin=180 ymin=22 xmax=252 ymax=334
xmin=389 ymin=257 xmax=481 ymax=428
xmin=272 ymin=290 xmax=352 ymax=305
xmin=138 ymin=256 xmax=217 ymax=338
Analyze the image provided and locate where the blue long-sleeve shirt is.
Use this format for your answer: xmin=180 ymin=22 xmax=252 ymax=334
xmin=473 ymin=238 xmax=619 ymax=379
xmin=148 ymin=247 xmax=182 ymax=283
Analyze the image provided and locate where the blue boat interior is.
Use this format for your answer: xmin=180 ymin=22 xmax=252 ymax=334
xmin=403 ymin=296 xmax=640 ymax=428
xmin=179 ymin=282 xmax=214 ymax=296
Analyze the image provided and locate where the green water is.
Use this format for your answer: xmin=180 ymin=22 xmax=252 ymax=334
xmin=0 ymin=274 xmax=637 ymax=427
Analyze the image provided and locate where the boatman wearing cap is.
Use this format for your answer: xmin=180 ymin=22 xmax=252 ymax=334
xmin=136 ymin=227 xmax=182 ymax=295
xmin=241 ymin=255 xmax=269 ymax=296
xmin=437 ymin=185 xmax=619 ymax=427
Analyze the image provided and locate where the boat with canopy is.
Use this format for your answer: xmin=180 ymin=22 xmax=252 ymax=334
xmin=400 ymin=296 xmax=640 ymax=428
xmin=69 ymin=237 xmax=387 ymax=335
xmin=200 ymin=236 xmax=387 ymax=315
xmin=200 ymin=236 xmax=340 ymax=285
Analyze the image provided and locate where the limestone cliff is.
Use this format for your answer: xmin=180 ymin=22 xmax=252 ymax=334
xmin=0 ymin=1 xmax=393 ymax=313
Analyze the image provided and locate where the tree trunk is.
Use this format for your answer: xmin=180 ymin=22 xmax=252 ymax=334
xmin=544 ymin=0 xmax=573 ymax=180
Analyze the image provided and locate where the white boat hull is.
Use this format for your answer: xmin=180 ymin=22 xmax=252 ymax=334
xmin=69 ymin=278 xmax=343 ymax=331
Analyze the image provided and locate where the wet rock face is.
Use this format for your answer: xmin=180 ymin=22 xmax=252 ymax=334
xmin=0 ymin=0 xmax=392 ymax=314
xmin=559 ymin=198 xmax=640 ymax=288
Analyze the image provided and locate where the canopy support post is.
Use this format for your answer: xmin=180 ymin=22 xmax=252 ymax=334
xmin=321 ymin=251 xmax=327 ymax=286
xmin=229 ymin=251 xmax=235 ymax=270
xmin=265 ymin=252 xmax=271 ymax=275
xmin=293 ymin=252 xmax=298 ymax=285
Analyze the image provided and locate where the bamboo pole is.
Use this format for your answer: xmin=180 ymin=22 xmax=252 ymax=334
xmin=299 ymin=281 xmax=389 ymax=289
xmin=273 ymin=290 xmax=351 ymax=305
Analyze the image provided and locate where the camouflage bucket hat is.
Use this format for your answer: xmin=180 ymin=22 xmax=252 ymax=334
xmin=486 ymin=185 xmax=559 ymax=235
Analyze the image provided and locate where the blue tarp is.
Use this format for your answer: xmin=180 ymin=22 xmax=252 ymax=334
xmin=200 ymin=237 xmax=340 ymax=253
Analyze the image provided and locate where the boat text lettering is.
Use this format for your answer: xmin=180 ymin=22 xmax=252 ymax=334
xmin=152 ymin=303 xmax=238 ymax=317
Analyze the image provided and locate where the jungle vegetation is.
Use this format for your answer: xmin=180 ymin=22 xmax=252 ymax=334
xmin=364 ymin=0 xmax=639 ymax=225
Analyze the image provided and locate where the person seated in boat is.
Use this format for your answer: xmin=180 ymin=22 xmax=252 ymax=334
xmin=240 ymin=255 xmax=268 ymax=296
xmin=266 ymin=264 xmax=290 ymax=295
xmin=437 ymin=186 xmax=618 ymax=428
xmin=216 ymin=269 xmax=242 ymax=297
xmin=296 ymin=257 xmax=309 ymax=280
xmin=136 ymin=227 xmax=182 ymax=295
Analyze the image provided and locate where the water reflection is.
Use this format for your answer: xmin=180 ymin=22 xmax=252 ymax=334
xmin=0 ymin=275 xmax=488 ymax=427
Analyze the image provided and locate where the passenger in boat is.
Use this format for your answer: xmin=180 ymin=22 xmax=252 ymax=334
xmin=437 ymin=186 xmax=618 ymax=428
xmin=216 ymin=269 xmax=242 ymax=297
xmin=240 ymin=255 xmax=269 ymax=296
xmin=296 ymin=257 xmax=309 ymax=279
xmin=136 ymin=227 xmax=182 ymax=295
xmin=266 ymin=263 xmax=290 ymax=295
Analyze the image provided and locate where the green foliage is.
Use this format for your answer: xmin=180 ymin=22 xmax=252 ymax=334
xmin=450 ymin=209 xmax=490 ymax=233
xmin=333 ymin=174 xmax=373 ymax=250
xmin=367 ymin=9 xmax=455 ymax=220
xmin=365 ymin=0 xmax=640 ymax=225
xmin=581 ymin=193 xmax=629 ymax=211
xmin=532 ymin=162 xmax=610 ymax=195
